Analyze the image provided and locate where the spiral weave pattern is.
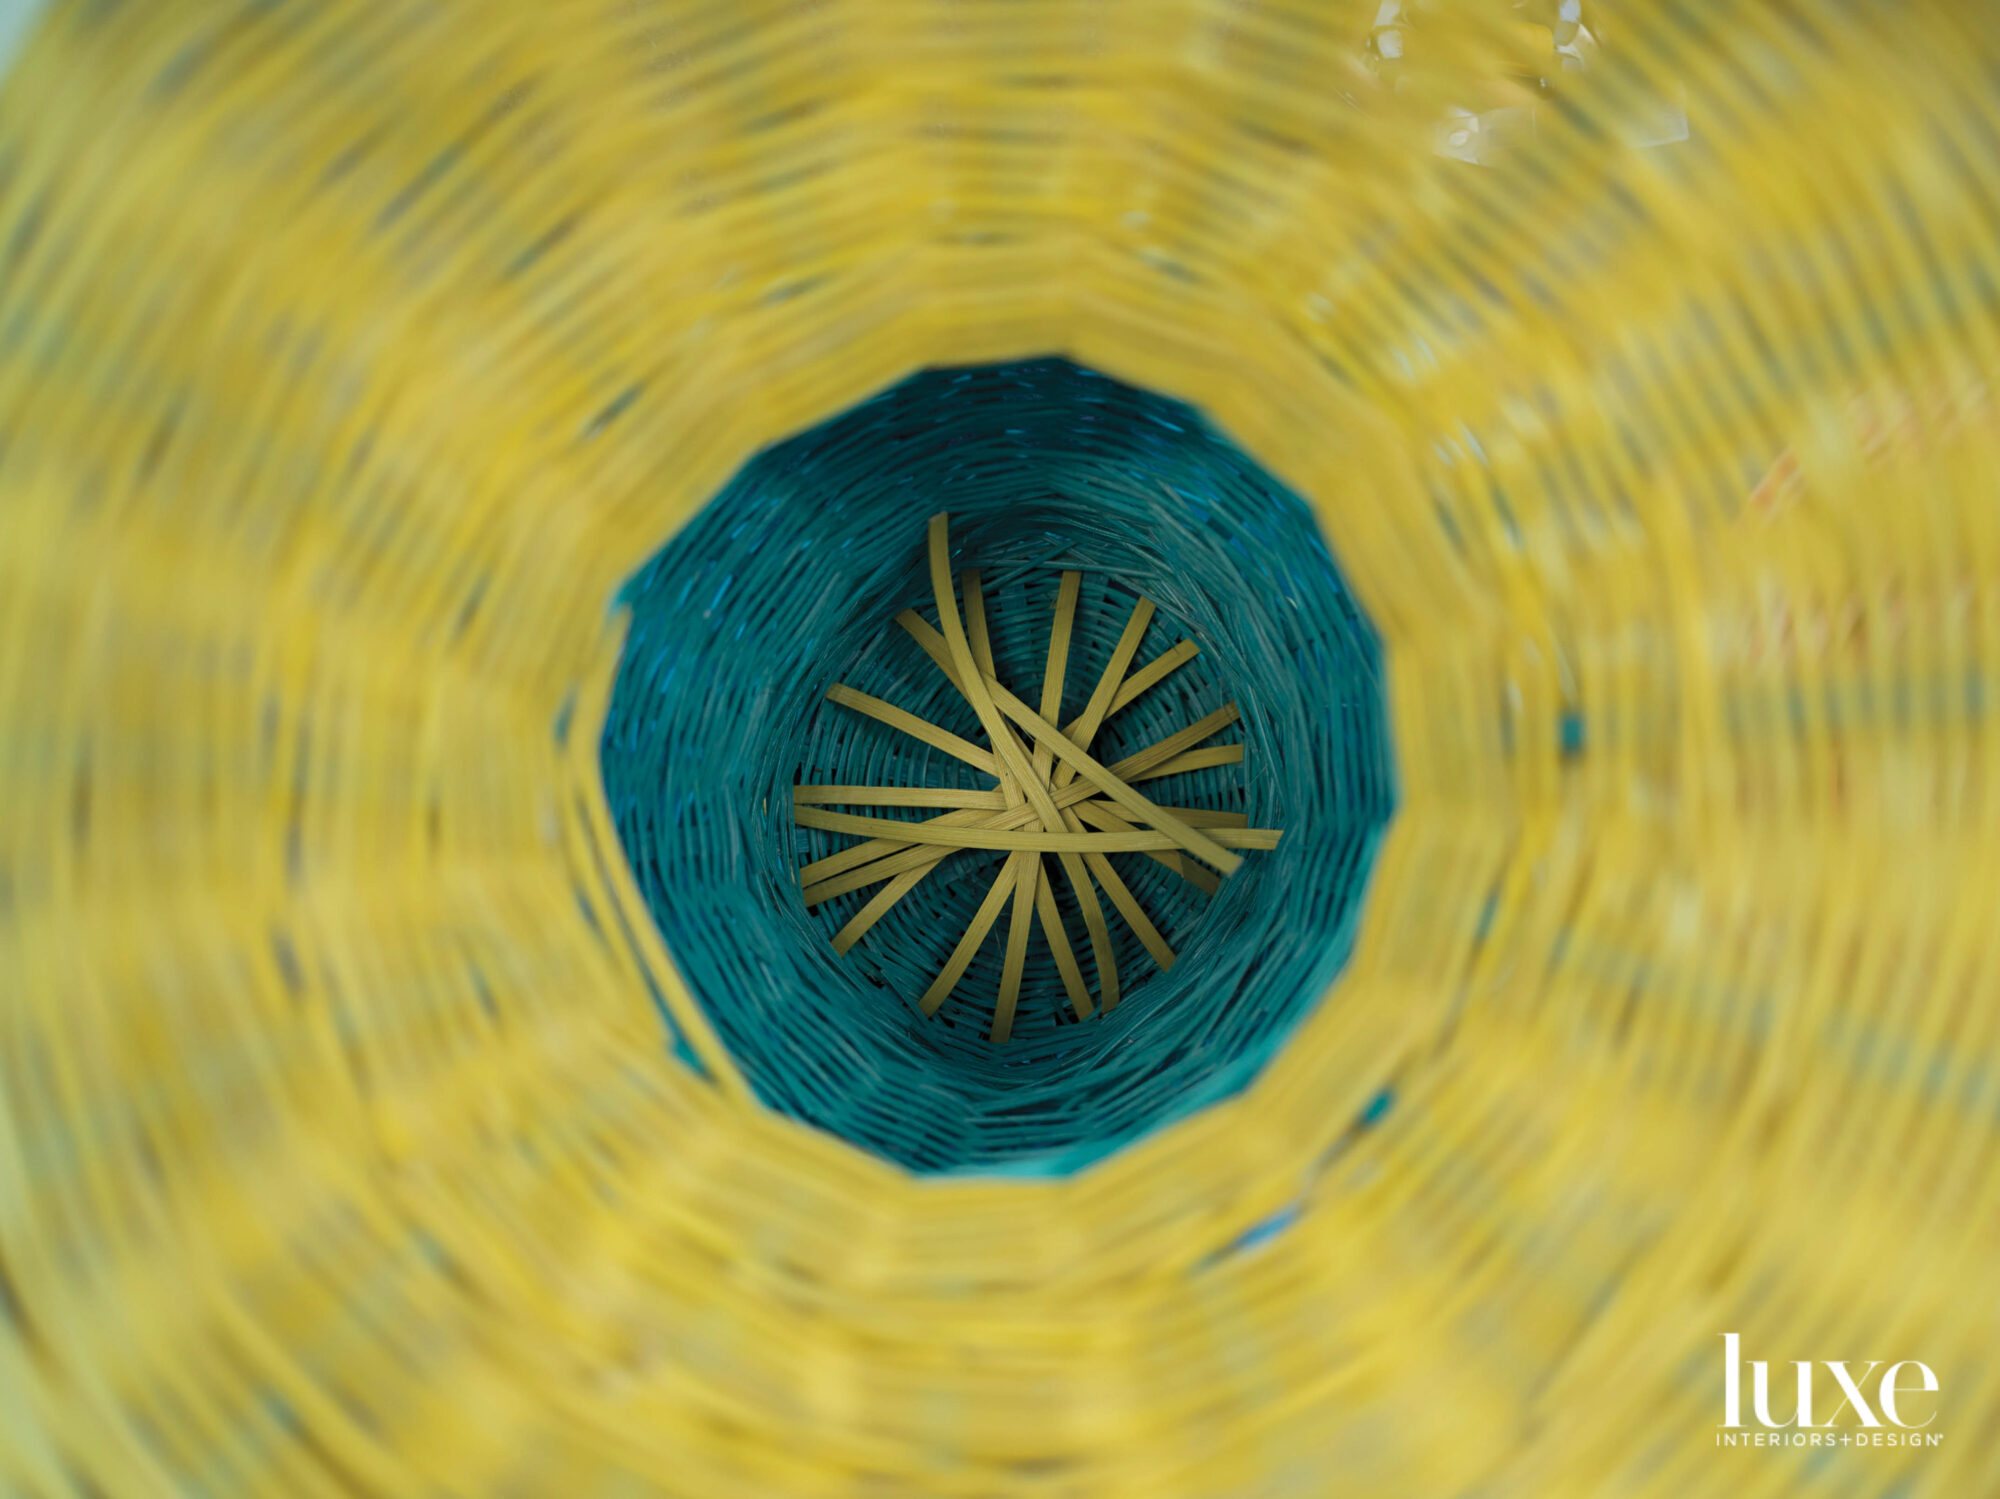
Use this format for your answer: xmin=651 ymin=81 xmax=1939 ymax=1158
xmin=3 ymin=1 xmax=2000 ymax=1496
xmin=603 ymin=360 xmax=1388 ymax=1174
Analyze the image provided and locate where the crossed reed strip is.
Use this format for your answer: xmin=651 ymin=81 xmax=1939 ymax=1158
xmin=794 ymin=513 xmax=1282 ymax=1042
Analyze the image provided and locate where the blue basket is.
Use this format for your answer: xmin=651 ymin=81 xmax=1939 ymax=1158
xmin=601 ymin=359 xmax=1394 ymax=1175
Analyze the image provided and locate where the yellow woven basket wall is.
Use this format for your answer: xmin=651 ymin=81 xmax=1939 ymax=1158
xmin=2 ymin=0 xmax=1997 ymax=1494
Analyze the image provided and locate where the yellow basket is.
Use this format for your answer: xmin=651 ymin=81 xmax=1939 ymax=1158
xmin=1 ymin=1 xmax=1996 ymax=1495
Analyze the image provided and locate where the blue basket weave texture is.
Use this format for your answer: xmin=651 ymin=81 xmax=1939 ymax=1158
xmin=601 ymin=359 xmax=1394 ymax=1175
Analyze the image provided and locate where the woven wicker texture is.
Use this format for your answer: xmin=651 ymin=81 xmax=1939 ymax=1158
xmin=604 ymin=359 xmax=1387 ymax=1174
xmin=4 ymin=0 xmax=2000 ymax=1495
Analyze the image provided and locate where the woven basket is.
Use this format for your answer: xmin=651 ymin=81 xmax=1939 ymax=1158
xmin=603 ymin=359 xmax=1390 ymax=1175
xmin=3 ymin=1 xmax=1999 ymax=1496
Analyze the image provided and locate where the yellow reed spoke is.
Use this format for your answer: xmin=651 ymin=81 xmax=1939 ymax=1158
xmin=993 ymin=853 xmax=1038 ymax=1043
xmin=1093 ymin=703 xmax=1241 ymax=785
xmin=824 ymin=684 xmax=999 ymax=775
xmin=1035 ymin=570 xmax=1081 ymax=785
xmin=1133 ymin=744 xmax=1243 ymax=780
xmin=796 ymin=807 xmax=1276 ymax=854
xmin=796 ymin=806 xmax=1279 ymax=854
xmin=1034 ymin=873 xmax=1094 ymax=1021
xmin=919 ymin=854 xmax=1022 ymax=1017
xmin=1067 ymin=799 xmax=1216 ymax=895
xmin=1080 ymin=849 xmax=1178 ymax=976
xmin=1034 ymin=571 xmax=1117 ymax=1011
xmin=1068 ymin=796 xmax=1278 ymax=850
xmin=1105 ymin=639 xmax=1200 ymax=719
xmin=1059 ymin=807 xmax=1119 ymax=1012
xmin=960 ymin=567 xmax=1026 ymax=809
xmin=1055 ymin=594 xmax=1156 ymax=790
xmin=928 ymin=521 xmax=1065 ymax=833
xmin=833 ymin=864 xmax=936 ymax=955
xmin=793 ymin=785 xmax=1007 ymax=809
xmin=1120 ymin=805 xmax=1250 ymax=829
xmin=798 ymin=805 xmax=1004 ymax=891
xmin=961 ymin=563 xmax=1086 ymax=1033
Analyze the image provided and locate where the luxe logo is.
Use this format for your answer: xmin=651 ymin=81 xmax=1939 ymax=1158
xmin=1717 ymin=1334 xmax=1944 ymax=1449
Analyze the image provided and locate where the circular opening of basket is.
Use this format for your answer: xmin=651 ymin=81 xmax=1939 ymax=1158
xmin=601 ymin=359 xmax=1394 ymax=1175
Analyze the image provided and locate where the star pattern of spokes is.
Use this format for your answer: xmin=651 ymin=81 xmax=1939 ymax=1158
xmin=794 ymin=513 xmax=1282 ymax=1042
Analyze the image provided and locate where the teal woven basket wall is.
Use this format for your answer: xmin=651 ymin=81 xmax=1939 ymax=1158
xmin=601 ymin=359 xmax=1392 ymax=1175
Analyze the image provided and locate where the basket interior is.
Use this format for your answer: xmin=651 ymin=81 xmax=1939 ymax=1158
xmin=601 ymin=359 xmax=1393 ymax=1174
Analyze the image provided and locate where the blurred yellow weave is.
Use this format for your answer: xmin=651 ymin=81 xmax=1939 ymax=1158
xmin=2 ymin=0 xmax=1999 ymax=1495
